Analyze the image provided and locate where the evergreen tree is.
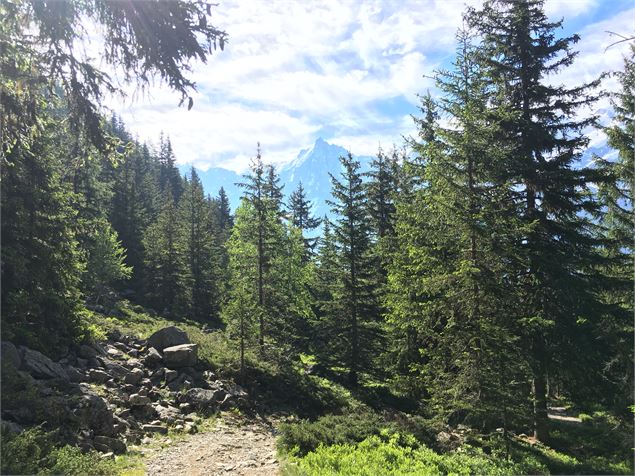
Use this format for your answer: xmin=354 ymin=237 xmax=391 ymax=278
xmin=387 ymin=28 xmax=525 ymax=429
xmin=469 ymin=0 xmax=611 ymax=440
xmin=592 ymin=47 xmax=634 ymax=412
xmin=264 ymin=163 xmax=285 ymax=217
xmin=237 ymin=145 xmax=284 ymax=352
xmin=158 ymin=134 xmax=184 ymax=201
xmin=224 ymin=201 xmax=260 ymax=382
xmin=313 ymin=218 xmax=341 ymax=360
xmin=327 ymin=153 xmax=379 ymax=384
xmin=1 ymin=111 xmax=85 ymax=352
xmin=109 ymin=139 xmax=160 ymax=295
xmin=599 ymin=47 xmax=634 ymax=253
xmin=217 ymin=187 xmax=234 ymax=232
xmin=1 ymin=0 xmax=227 ymax=152
xmin=181 ymin=167 xmax=218 ymax=320
xmin=143 ymin=189 xmax=189 ymax=316
xmin=366 ymin=147 xmax=399 ymax=241
xmin=288 ymin=182 xmax=321 ymax=257
xmin=210 ymin=188 xmax=233 ymax=307
xmin=83 ymin=220 xmax=133 ymax=304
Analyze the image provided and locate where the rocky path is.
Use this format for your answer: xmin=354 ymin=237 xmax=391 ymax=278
xmin=144 ymin=414 xmax=280 ymax=476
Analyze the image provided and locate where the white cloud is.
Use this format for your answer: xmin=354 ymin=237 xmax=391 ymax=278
xmin=106 ymin=0 xmax=632 ymax=172
xmin=544 ymin=0 xmax=598 ymax=18
xmin=107 ymin=0 xmax=472 ymax=170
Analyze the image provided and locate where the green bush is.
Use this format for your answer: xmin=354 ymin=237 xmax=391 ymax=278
xmin=278 ymin=411 xmax=440 ymax=458
xmin=0 ymin=426 xmax=53 ymax=475
xmin=278 ymin=412 xmax=398 ymax=457
xmin=48 ymin=445 xmax=115 ymax=476
xmin=0 ymin=427 xmax=116 ymax=476
xmin=290 ymin=433 xmax=537 ymax=476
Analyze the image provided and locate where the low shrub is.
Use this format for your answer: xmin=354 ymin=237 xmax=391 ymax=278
xmin=0 ymin=427 xmax=117 ymax=476
xmin=278 ymin=412 xmax=398 ymax=457
xmin=289 ymin=432 xmax=538 ymax=476
xmin=0 ymin=426 xmax=53 ymax=475
xmin=48 ymin=445 xmax=116 ymax=476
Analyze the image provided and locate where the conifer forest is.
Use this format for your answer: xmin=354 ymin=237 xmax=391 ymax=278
xmin=1 ymin=1 xmax=633 ymax=475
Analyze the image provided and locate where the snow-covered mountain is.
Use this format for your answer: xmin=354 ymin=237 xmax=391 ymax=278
xmin=181 ymin=132 xmax=612 ymax=220
xmin=180 ymin=138 xmax=374 ymax=218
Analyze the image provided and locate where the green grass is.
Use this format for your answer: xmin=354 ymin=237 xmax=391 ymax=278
xmin=82 ymin=301 xmax=241 ymax=373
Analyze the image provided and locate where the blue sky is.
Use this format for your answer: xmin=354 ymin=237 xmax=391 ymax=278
xmin=108 ymin=0 xmax=634 ymax=172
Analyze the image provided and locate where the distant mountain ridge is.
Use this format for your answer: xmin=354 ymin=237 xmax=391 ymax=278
xmin=180 ymin=134 xmax=612 ymax=219
xmin=179 ymin=138 xmax=374 ymax=218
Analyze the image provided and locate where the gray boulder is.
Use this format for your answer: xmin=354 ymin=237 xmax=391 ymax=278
xmin=1 ymin=419 xmax=23 ymax=434
xmin=1 ymin=341 xmax=21 ymax=368
xmin=78 ymin=344 xmax=99 ymax=359
xmin=75 ymin=387 xmax=115 ymax=436
xmin=147 ymin=326 xmax=189 ymax=351
xmin=154 ymin=404 xmax=180 ymax=424
xmin=163 ymin=344 xmax=198 ymax=369
xmin=143 ymin=347 xmax=163 ymax=368
xmin=142 ymin=423 xmax=167 ymax=434
xmin=180 ymin=387 xmax=225 ymax=410
xmin=88 ymin=369 xmax=110 ymax=383
xmin=93 ymin=435 xmax=126 ymax=454
xmin=19 ymin=346 xmax=69 ymax=380
xmin=124 ymin=368 xmax=144 ymax=385
xmin=165 ymin=369 xmax=178 ymax=383
xmin=102 ymin=360 xmax=130 ymax=380
xmin=65 ymin=366 xmax=85 ymax=383
xmin=129 ymin=393 xmax=151 ymax=406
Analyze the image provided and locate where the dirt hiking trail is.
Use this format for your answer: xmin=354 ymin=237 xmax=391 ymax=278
xmin=145 ymin=414 xmax=280 ymax=475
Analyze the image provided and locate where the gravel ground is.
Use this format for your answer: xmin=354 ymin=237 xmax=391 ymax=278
xmin=144 ymin=414 xmax=280 ymax=476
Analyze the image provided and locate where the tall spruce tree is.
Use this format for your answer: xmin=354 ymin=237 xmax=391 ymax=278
xmin=264 ymin=164 xmax=285 ymax=215
xmin=217 ymin=187 xmax=234 ymax=232
xmin=327 ymin=153 xmax=379 ymax=384
xmin=366 ymin=147 xmax=399 ymax=241
xmin=224 ymin=201 xmax=261 ymax=382
xmin=388 ymin=28 xmax=525 ymax=429
xmin=593 ymin=47 xmax=634 ymax=412
xmin=469 ymin=0 xmax=610 ymax=440
xmin=158 ymin=134 xmax=184 ymax=201
xmin=1 ymin=108 xmax=85 ymax=352
xmin=313 ymin=218 xmax=341 ymax=361
xmin=237 ymin=145 xmax=284 ymax=352
xmin=288 ymin=182 xmax=321 ymax=257
xmin=143 ymin=189 xmax=189 ymax=316
xmin=181 ymin=167 xmax=218 ymax=320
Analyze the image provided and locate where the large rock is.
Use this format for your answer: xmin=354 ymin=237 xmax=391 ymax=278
xmin=143 ymin=347 xmax=163 ymax=368
xmin=154 ymin=404 xmax=180 ymax=424
xmin=78 ymin=344 xmax=99 ymax=359
xmin=129 ymin=393 xmax=151 ymax=406
xmin=93 ymin=435 xmax=126 ymax=455
xmin=165 ymin=369 xmax=178 ymax=383
xmin=163 ymin=344 xmax=198 ymax=369
xmin=147 ymin=326 xmax=189 ymax=351
xmin=88 ymin=369 xmax=110 ymax=383
xmin=142 ymin=423 xmax=167 ymax=434
xmin=124 ymin=368 xmax=144 ymax=385
xmin=1 ymin=341 xmax=21 ymax=368
xmin=65 ymin=366 xmax=85 ymax=383
xmin=19 ymin=346 xmax=69 ymax=380
xmin=180 ymin=387 xmax=225 ymax=410
xmin=75 ymin=386 xmax=115 ymax=436
xmin=102 ymin=360 xmax=130 ymax=380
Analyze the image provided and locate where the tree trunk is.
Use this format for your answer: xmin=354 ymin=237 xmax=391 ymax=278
xmin=532 ymin=346 xmax=549 ymax=441
xmin=240 ymin=313 xmax=245 ymax=386
xmin=258 ymin=220 xmax=265 ymax=353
